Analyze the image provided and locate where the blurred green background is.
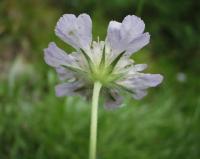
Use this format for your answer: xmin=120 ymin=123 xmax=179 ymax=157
xmin=0 ymin=0 xmax=200 ymax=159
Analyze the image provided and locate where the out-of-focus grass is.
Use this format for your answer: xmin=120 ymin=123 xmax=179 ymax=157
xmin=0 ymin=56 xmax=199 ymax=159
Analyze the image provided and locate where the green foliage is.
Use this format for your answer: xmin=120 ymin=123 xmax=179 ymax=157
xmin=142 ymin=0 xmax=200 ymax=72
xmin=0 ymin=66 xmax=200 ymax=159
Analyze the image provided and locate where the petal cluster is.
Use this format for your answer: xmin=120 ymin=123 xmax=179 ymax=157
xmin=44 ymin=13 xmax=163 ymax=109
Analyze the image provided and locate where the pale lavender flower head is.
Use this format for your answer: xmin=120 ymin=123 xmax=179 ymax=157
xmin=44 ymin=14 xmax=163 ymax=109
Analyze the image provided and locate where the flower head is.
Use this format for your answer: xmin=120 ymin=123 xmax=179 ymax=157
xmin=44 ymin=14 xmax=163 ymax=109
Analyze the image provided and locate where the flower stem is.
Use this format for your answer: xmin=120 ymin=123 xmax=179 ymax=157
xmin=89 ymin=81 xmax=102 ymax=159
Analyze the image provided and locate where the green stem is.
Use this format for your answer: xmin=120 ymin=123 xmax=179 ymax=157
xmin=89 ymin=81 xmax=102 ymax=159
xmin=136 ymin=0 xmax=145 ymax=16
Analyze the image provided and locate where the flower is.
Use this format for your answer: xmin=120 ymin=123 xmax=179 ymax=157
xmin=44 ymin=13 xmax=163 ymax=109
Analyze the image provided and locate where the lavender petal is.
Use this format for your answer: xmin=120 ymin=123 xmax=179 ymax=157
xmin=55 ymin=14 xmax=92 ymax=51
xmin=55 ymin=81 xmax=83 ymax=97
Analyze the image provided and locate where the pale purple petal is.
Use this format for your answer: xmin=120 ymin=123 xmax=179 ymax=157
xmin=131 ymin=74 xmax=162 ymax=100
xmin=138 ymin=74 xmax=164 ymax=87
xmin=106 ymin=21 xmax=124 ymax=54
xmin=132 ymin=89 xmax=147 ymax=100
xmin=106 ymin=15 xmax=149 ymax=56
xmin=55 ymin=14 xmax=77 ymax=48
xmin=55 ymin=66 xmax=74 ymax=81
xmin=44 ymin=42 xmax=75 ymax=67
xmin=120 ymin=15 xmax=145 ymax=43
xmin=55 ymin=81 xmax=83 ymax=97
xmin=55 ymin=14 xmax=92 ymax=51
xmin=76 ymin=14 xmax=92 ymax=51
xmin=112 ymin=56 xmax=133 ymax=74
xmin=125 ymin=32 xmax=150 ymax=55
xmin=117 ymin=73 xmax=163 ymax=99
xmin=105 ymin=89 xmax=123 ymax=109
xmin=133 ymin=64 xmax=148 ymax=72
xmin=128 ymin=74 xmax=164 ymax=89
